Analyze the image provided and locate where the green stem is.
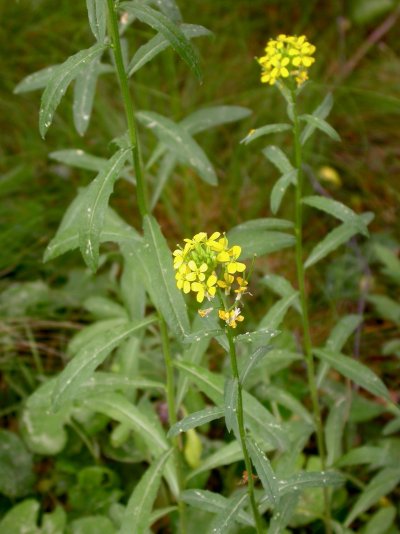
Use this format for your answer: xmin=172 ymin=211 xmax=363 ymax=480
xmin=159 ymin=315 xmax=187 ymax=534
xmin=291 ymin=89 xmax=332 ymax=533
xmin=225 ymin=327 xmax=265 ymax=534
xmin=107 ymin=0 xmax=148 ymax=217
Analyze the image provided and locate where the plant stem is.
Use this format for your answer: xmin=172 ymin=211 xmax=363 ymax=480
xmin=291 ymin=89 xmax=332 ymax=533
xmin=225 ymin=326 xmax=265 ymax=534
xmin=106 ymin=0 xmax=148 ymax=217
xmin=159 ymin=314 xmax=187 ymax=534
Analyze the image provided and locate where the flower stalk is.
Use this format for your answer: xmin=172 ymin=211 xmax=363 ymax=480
xmin=291 ymin=88 xmax=332 ymax=534
xmin=225 ymin=325 xmax=264 ymax=534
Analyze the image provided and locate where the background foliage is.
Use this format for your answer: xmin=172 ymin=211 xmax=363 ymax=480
xmin=1 ymin=0 xmax=399 ymax=532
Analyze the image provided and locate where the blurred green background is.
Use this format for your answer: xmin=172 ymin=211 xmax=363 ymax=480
xmin=1 ymin=0 xmax=399 ymax=402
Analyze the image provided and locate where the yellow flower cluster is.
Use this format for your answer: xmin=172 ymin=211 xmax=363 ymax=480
xmin=258 ymin=34 xmax=316 ymax=86
xmin=172 ymin=232 xmax=248 ymax=328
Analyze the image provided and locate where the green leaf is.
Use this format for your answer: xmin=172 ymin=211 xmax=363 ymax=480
xmin=175 ymin=361 xmax=289 ymax=450
xmin=300 ymin=93 xmax=333 ymax=145
xmin=137 ymin=111 xmax=217 ymax=185
xmin=259 ymin=385 xmax=314 ymax=425
xmin=79 ymin=148 xmax=130 ymax=271
xmin=314 ymin=349 xmax=391 ymax=401
xmin=261 ymin=273 xmax=301 ymax=311
xmin=247 ymin=438 xmax=279 ymax=507
xmin=127 ymin=24 xmax=211 ymax=76
xmin=299 ymin=114 xmax=341 ymax=142
xmin=268 ymin=493 xmax=299 ymax=534
xmin=326 ymin=314 xmax=363 ymax=352
xmin=21 ymin=380 xmax=70 ymax=455
xmin=125 ymin=215 xmax=190 ymax=339
xmin=186 ymin=441 xmax=243 ymax=481
xmin=69 ymin=516 xmax=116 ymax=534
xmin=226 ymin=230 xmax=295 ymax=260
xmin=73 ymin=56 xmax=100 ymax=136
xmin=270 ymin=170 xmax=297 ymax=214
xmin=0 ymin=499 xmax=39 ymax=534
xmin=120 ymin=2 xmax=202 ymax=81
xmin=167 ymin=407 xmax=224 ymax=437
xmin=14 ymin=66 xmax=57 ymax=93
xmin=344 ymin=467 xmax=400 ymax=527
xmin=182 ymin=329 xmax=224 ymax=344
xmin=305 ymin=213 xmax=374 ymax=268
xmin=224 ymin=378 xmax=238 ymax=434
xmin=82 ymin=392 xmax=178 ymax=496
xmin=41 ymin=506 xmax=67 ymax=534
xmin=120 ymin=449 xmax=173 ymax=534
xmin=259 ymin=293 xmax=300 ymax=330
xmin=367 ymin=294 xmax=400 ymax=325
xmin=373 ymin=243 xmax=400 ymax=284
xmin=49 ymin=148 xmax=108 ymax=171
xmin=181 ymin=105 xmax=251 ymax=135
xmin=262 ymin=145 xmax=294 ymax=174
xmin=325 ymin=396 xmax=348 ymax=466
xmin=234 ymin=328 xmax=279 ymax=345
xmin=0 ymin=430 xmax=34 ymax=498
xmin=278 ymin=470 xmax=345 ymax=495
xmin=86 ymin=0 xmax=106 ymax=42
xmin=303 ymin=196 xmax=368 ymax=235
xmin=337 ymin=444 xmax=399 ymax=468
xmin=240 ymin=123 xmax=291 ymax=145
xmin=83 ymin=296 xmax=128 ymax=320
xmin=181 ymin=490 xmax=253 ymax=526
xmin=239 ymin=345 xmax=273 ymax=385
xmin=44 ymin=206 xmax=139 ymax=263
xmin=209 ymin=492 xmax=249 ymax=533
xmin=39 ymin=43 xmax=106 ymax=138
xmin=364 ymin=505 xmax=396 ymax=534
xmin=228 ymin=218 xmax=293 ymax=232
xmin=53 ymin=318 xmax=155 ymax=409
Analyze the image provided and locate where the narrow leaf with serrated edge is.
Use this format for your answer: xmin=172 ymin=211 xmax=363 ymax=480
xmin=314 ymin=348 xmax=391 ymax=401
xmin=52 ymin=318 xmax=155 ymax=409
xmin=120 ymin=2 xmax=201 ymax=81
xmin=247 ymin=438 xmax=279 ymax=507
xmin=167 ymin=407 xmax=224 ymax=438
xmin=73 ymin=56 xmax=100 ymax=136
xmin=120 ymin=449 xmax=173 ymax=534
xmin=79 ymin=148 xmax=129 ymax=271
xmin=39 ymin=43 xmax=106 ymax=138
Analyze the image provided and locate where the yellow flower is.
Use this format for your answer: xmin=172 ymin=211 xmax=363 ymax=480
xmin=217 ymin=272 xmax=234 ymax=295
xmin=191 ymin=274 xmax=217 ymax=303
xmin=258 ymin=34 xmax=316 ymax=87
xmin=234 ymin=277 xmax=249 ymax=300
xmin=198 ymin=307 xmax=213 ymax=318
xmin=218 ymin=307 xmax=245 ymax=329
xmin=187 ymin=260 xmax=208 ymax=282
xmin=175 ymin=266 xmax=193 ymax=294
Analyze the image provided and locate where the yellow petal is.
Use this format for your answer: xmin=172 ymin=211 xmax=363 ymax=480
xmin=217 ymin=251 xmax=230 ymax=262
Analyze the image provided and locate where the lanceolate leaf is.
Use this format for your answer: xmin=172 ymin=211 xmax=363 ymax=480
xmin=209 ymin=492 xmax=250 ymax=533
xmin=262 ymin=145 xmax=294 ymax=174
xmin=120 ymin=450 xmax=173 ymax=534
xmin=325 ymin=396 xmax=348 ymax=466
xmin=305 ymin=213 xmax=374 ymax=268
xmin=326 ymin=314 xmax=363 ymax=352
xmin=120 ymin=2 xmax=202 ymax=81
xmin=53 ymin=318 xmax=155 ymax=409
xmin=49 ymin=149 xmax=108 ymax=171
xmin=14 ymin=66 xmax=57 ymax=93
xmin=300 ymin=93 xmax=333 ymax=145
xmin=239 ymin=346 xmax=272 ymax=385
xmin=302 ymin=196 xmax=368 ymax=235
xmin=277 ymin=470 xmax=345 ymax=495
xmin=39 ymin=42 xmax=106 ymax=138
xmin=299 ymin=114 xmax=341 ymax=142
xmin=127 ymin=24 xmax=211 ymax=76
xmin=181 ymin=490 xmax=254 ymax=526
xmin=314 ymin=349 xmax=391 ymax=401
xmin=167 ymin=407 xmax=224 ymax=438
xmin=247 ymin=438 xmax=280 ymax=507
xmin=240 ymin=123 xmax=292 ymax=145
xmin=175 ymin=361 xmax=289 ymax=450
xmin=82 ymin=392 xmax=179 ymax=497
xmin=127 ymin=215 xmax=190 ymax=339
xmin=268 ymin=493 xmax=299 ymax=534
xmin=344 ymin=467 xmax=400 ymax=527
xmin=86 ymin=0 xmax=106 ymax=42
xmin=137 ymin=111 xmax=217 ymax=185
xmin=79 ymin=148 xmax=130 ymax=271
xmin=187 ymin=441 xmax=243 ymax=480
xmin=181 ymin=106 xmax=251 ymax=135
xmin=226 ymin=230 xmax=295 ymax=259
xmin=270 ymin=170 xmax=297 ymax=214
xmin=73 ymin=56 xmax=100 ymax=136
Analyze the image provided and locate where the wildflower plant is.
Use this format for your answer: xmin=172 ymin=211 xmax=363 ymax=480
xmin=7 ymin=3 xmax=400 ymax=533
